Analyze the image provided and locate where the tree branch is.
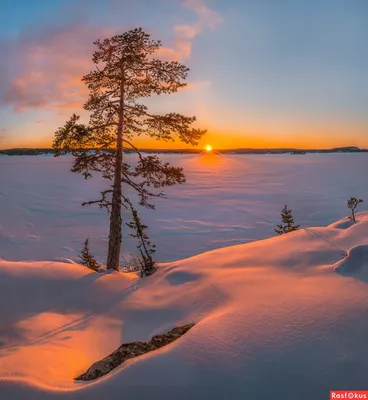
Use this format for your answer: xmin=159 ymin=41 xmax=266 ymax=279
xmin=82 ymin=189 xmax=113 ymax=211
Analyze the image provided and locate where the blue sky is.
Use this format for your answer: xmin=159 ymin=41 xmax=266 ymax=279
xmin=0 ymin=0 xmax=367 ymax=149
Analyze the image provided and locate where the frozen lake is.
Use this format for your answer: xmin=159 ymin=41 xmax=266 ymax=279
xmin=0 ymin=153 xmax=367 ymax=263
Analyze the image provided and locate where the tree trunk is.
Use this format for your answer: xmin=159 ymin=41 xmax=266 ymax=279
xmin=107 ymin=80 xmax=124 ymax=270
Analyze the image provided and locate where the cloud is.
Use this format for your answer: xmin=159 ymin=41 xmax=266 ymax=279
xmin=183 ymin=0 xmax=223 ymax=30
xmin=1 ymin=24 xmax=115 ymax=112
xmin=158 ymin=0 xmax=223 ymax=61
xmin=0 ymin=0 xmax=221 ymax=112
xmin=1 ymin=128 xmax=6 ymax=132
xmin=35 ymin=120 xmax=43 ymax=124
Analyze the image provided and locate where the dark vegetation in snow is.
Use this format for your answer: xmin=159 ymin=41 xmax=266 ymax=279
xmin=75 ymin=323 xmax=196 ymax=381
xmin=274 ymin=205 xmax=300 ymax=235
xmin=79 ymin=238 xmax=101 ymax=272
xmin=347 ymin=197 xmax=363 ymax=222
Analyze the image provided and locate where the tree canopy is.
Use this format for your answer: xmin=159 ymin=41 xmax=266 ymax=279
xmin=53 ymin=28 xmax=206 ymax=270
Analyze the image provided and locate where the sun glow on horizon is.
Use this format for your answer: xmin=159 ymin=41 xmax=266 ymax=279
xmin=205 ymin=145 xmax=213 ymax=152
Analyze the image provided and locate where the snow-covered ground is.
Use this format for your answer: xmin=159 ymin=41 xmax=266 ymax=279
xmin=0 ymin=153 xmax=367 ymax=264
xmin=1 ymin=212 xmax=368 ymax=399
xmin=1 ymin=154 xmax=368 ymax=399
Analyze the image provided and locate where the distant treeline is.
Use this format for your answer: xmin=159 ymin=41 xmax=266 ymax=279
xmin=0 ymin=146 xmax=367 ymax=156
xmin=0 ymin=148 xmax=142 ymax=156
xmin=0 ymin=148 xmax=57 ymax=156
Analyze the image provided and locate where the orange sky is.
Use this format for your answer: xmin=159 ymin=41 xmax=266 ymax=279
xmin=1 ymin=0 xmax=367 ymax=150
xmin=4 ymin=117 xmax=367 ymax=150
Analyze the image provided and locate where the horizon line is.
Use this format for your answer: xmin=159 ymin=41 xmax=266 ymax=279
xmin=0 ymin=145 xmax=365 ymax=152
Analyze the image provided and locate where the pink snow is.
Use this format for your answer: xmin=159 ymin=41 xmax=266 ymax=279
xmin=1 ymin=213 xmax=368 ymax=399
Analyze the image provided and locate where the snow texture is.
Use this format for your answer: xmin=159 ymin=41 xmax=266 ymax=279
xmin=1 ymin=154 xmax=368 ymax=399
xmin=1 ymin=213 xmax=368 ymax=398
xmin=0 ymin=153 xmax=367 ymax=264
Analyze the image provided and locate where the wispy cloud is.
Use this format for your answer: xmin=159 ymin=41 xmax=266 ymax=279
xmin=183 ymin=0 xmax=223 ymax=30
xmin=159 ymin=0 xmax=223 ymax=61
xmin=1 ymin=25 xmax=113 ymax=112
xmin=0 ymin=0 xmax=221 ymax=112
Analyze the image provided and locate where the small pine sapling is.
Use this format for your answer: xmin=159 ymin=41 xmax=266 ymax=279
xmin=275 ymin=205 xmax=300 ymax=235
xmin=125 ymin=199 xmax=156 ymax=277
xmin=347 ymin=197 xmax=363 ymax=222
xmin=79 ymin=238 xmax=101 ymax=271
xmin=121 ymin=254 xmax=142 ymax=273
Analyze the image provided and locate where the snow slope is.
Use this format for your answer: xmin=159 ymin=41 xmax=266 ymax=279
xmin=1 ymin=213 xmax=368 ymax=399
xmin=0 ymin=153 xmax=367 ymax=263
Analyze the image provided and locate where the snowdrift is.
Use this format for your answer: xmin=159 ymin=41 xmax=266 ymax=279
xmin=1 ymin=213 xmax=368 ymax=399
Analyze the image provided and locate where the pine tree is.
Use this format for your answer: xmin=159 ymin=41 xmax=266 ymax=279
xmin=125 ymin=198 xmax=156 ymax=277
xmin=53 ymin=28 xmax=206 ymax=271
xmin=79 ymin=238 xmax=100 ymax=271
xmin=274 ymin=205 xmax=300 ymax=235
xmin=347 ymin=197 xmax=363 ymax=222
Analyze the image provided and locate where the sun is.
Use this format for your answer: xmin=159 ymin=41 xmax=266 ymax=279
xmin=205 ymin=145 xmax=213 ymax=152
